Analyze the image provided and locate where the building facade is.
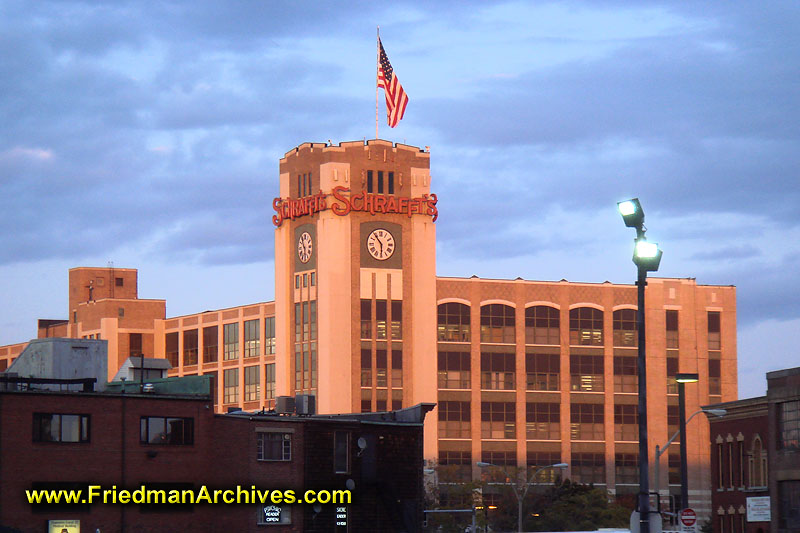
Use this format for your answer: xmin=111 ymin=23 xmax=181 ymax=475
xmin=0 ymin=139 xmax=738 ymax=520
xmin=0 ymin=381 xmax=429 ymax=532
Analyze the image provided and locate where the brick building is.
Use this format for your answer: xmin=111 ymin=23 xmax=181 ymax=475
xmin=0 ymin=139 xmax=738 ymax=521
xmin=0 ymin=380 xmax=430 ymax=532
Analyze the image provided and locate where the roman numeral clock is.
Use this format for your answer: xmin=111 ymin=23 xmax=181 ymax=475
xmin=366 ymin=228 xmax=395 ymax=261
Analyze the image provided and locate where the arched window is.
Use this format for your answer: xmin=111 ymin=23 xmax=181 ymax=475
xmin=569 ymin=307 xmax=604 ymax=346
xmin=525 ymin=306 xmax=560 ymax=345
xmin=613 ymin=309 xmax=637 ymax=347
xmin=437 ymin=303 xmax=471 ymax=342
xmin=750 ymin=436 xmax=767 ymax=487
xmin=480 ymin=304 xmax=515 ymax=344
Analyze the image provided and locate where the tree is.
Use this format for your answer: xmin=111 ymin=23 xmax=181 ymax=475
xmin=527 ymin=479 xmax=631 ymax=531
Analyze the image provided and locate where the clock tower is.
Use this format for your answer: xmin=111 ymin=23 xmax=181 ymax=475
xmin=273 ymin=139 xmax=438 ymax=450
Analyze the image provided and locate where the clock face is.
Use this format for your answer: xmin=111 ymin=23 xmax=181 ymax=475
xmin=297 ymin=232 xmax=313 ymax=263
xmin=367 ymin=228 xmax=395 ymax=261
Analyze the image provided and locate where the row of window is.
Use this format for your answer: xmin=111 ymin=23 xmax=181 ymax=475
xmin=360 ymin=348 xmax=403 ymax=388
xmin=438 ymin=401 xmax=641 ymax=441
xmin=437 ymin=305 xmax=720 ymax=349
xmin=438 ymin=450 xmax=638 ymax=485
xmin=165 ymin=318 xmax=276 ymax=367
xmin=360 ymin=300 xmax=402 ymax=340
xmin=33 ymin=413 xmax=194 ymax=446
xmin=714 ymin=435 xmax=768 ymax=490
xmin=221 ymin=364 xmax=277 ymax=405
xmin=256 ymin=430 xmax=351 ymax=475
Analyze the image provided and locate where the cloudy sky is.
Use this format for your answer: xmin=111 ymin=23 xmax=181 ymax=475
xmin=1 ymin=1 xmax=798 ymax=398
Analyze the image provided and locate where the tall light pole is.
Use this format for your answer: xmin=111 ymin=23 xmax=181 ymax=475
xmin=477 ymin=461 xmax=568 ymax=533
xmin=654 ymin=407 xmax=727 ymax=517
xmin=676 ymin=372 xmax=699 ymax=512
xmin=618 ymin=198 xmax=662 ymax=533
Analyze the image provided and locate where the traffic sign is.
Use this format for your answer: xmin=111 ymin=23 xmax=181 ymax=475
xmin=679 ymin=508 xmax=697 ymax=532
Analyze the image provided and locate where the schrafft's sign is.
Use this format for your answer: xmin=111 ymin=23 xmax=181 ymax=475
xmin=272 ymin=186 xmax=438 ymax=227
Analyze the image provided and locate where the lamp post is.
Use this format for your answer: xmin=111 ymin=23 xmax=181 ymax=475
xmin=676 ymin=372 xmax=698 ymax=512
xmin=654 ymin=407 xmax=726 ymax=515
xmin=477 ymin=461 xmax=568 ymax=533
xmin=618 ymin=198 xmax=662 ymax=533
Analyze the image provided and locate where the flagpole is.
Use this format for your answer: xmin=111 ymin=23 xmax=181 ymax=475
xmin=376 ymin=26 xmax=380 ymax=140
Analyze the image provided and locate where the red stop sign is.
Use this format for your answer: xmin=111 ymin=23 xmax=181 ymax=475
xmin=680 ymin=508 xmax=697 ymax=527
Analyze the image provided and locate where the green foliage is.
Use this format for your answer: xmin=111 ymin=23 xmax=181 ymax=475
xmin=526 ymin=480 xmax=631 ymax=532
xmin=699 ymin=518 xmax=713 ymax=533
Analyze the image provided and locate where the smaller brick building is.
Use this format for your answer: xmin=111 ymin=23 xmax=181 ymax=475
xmin=0 ymin=380 xmax=431 ymax=532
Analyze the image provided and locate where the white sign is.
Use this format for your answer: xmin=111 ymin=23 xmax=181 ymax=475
xmin=679 ymin=508 xmax=697 ymax=533
xmin=747 ymin=496 xmax=771 ymax=522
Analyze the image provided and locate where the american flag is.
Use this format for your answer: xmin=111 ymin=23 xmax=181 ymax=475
xmin=377 ymin=38 xmax=408 ymax=128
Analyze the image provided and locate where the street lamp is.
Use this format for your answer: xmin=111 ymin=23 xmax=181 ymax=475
xmin=477 ymin=461 xmax=568 ymax=533
xmin=675 ymin=372 xmax=698 ymax=513
xmin=618 ymin=197 xmax=663 ymax=533
xmin=654 ymin=407 xmax=727 ymax=516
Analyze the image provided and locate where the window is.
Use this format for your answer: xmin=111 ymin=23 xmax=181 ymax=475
xmin=361 ymin=349 xmax=372 ymax=387
xmin=223 ymin=323 xmax=239 ymax=360
xmin=438 ymin=351 xmax=470 ymax=389
xmin=666 ymin=310 xmax=679 ymax=348
xmin=244 ymin=366 xmax=260 ymax=402
xmin=258 ymin=432 xmax=291 ymax=461
xmin=376 ymin=300 xmax=387 ymax=339
xmin=116 ymin=277 xmax=124 ymax=287
xmin=612 ymin=309 xmax=637 ymax=347
xmin=360 ymin=299 xmax=372 ymax=339
xmin=708 ymin=359 xmax=721 ymax=396
xmin=615 ymin=453 xmax=638 ymax=484
xmin=224 ymin=368 xmax=239 ymax=404
xmin=527 ymin=452 xmax=562 ymax=483
xmin=118 ymin=307 xmax=125 ymax=318
xmin=778 ymin=400 xmax=800 ymax=450
xmin=571 ymin=452 xmax=605 ymax=484
xmin=130 ymin=333 xmax=143 ymax=358
xmin=439 ymin=451 xmax=471 ymax=482
xmin=481 ymin=352 xmax=515 ymax=390
xmin=438 ymin=401 xmax=471 ymax=438
xmin=33 ymin=414 xmax=89 ymax=443
xmin=378 ymin=170 xmax=384 ymax=193
xmin=391 ymin=301 xmax=402 ymax=339
xmin=265 ymin=364 xmax=275 ymax=400
xmin=668 ymin=405 xmax=680 ymax=443
xmin=480 ymin=304 xmax=515 ymax=343
xmin=570 ymin=354 xmax=604 ymax=392
xmin=526 ymin=403 xmax=560 ymax=440
xmin=668 ymin=450 xmax=681 ymax=485
xmin=481 ymin=451 xmax=516 ymax=482
xmin=140 ymin=417 xmax=193 ymax=445
xmin=203 ymin=326 xmax=218 ymax=363
xmin=778 ymin=480 xmax=800 ymax=531
xmin=367 ymin=170 xmax=374 ymax=193
xmin=570 ymin=403 xmax=604 ymax=440
xmin=310 ymin=272 xmax=315 ymax=286
xmin=264 ymin=317 xmax=276 ymax=355
xmin=388 ymin=171 xmax=395 ymax=194
xmin=183 ymin=329 xmax=198 ymax=366
xmin=569 ymin=307 xmax=603 ymax=345
xmin=376 ymin=349 xmax=387 ymax=387
xmin=392 ymin=349 xmax=403 ymax=387
xmin=438 ymin=302 xmax=471 ymax=342
xmin=613 ymin=356 xmax=637 ymax=393
xmin=708 ymin=311 xmax=721 ymax=349
xmin=614 ymin=404 xmax=638 ymax=441
xmin=666 ymin=355 xmax=679 ymax=394
xmin=481 ymin=402 xmax=515 ymax=439
xmin=166 ymin=332 xmax=179 ymax=367
xmin=526 ymin=353 xmax=559 ymax=391
xmin=244 ymin=319 xmax=260 ymax=358
xmin=525 ymin=306 xmax=560 ymax=345
xmin=750 ymin=437 xmax=767 ymax=487
xmin=334 ymin=431 xmax=350 ymax=473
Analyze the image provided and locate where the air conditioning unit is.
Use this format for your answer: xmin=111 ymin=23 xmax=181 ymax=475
xmin=295 ymin=394 xmax=316 ymax=416
xmin=275 ymin=396 xmax=296 ymax=415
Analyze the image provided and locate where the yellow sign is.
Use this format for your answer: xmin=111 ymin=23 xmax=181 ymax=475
xmin=48 ymin=520 xmax=80 ymax=533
